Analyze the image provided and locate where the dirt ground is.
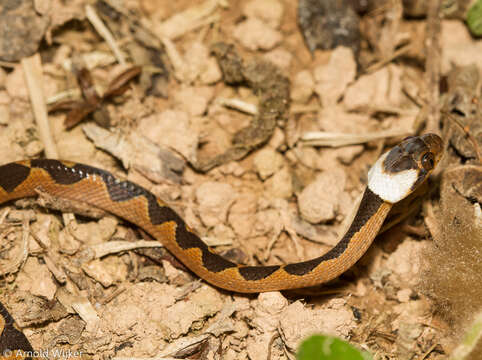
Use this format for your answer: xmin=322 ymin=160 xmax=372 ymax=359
xmin=0 ymin=0 xmax=481 ymax=359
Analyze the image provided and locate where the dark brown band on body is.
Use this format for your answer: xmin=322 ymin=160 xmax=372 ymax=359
xmin=239 ymin=265 xmax=280 ymax=281
xmin=31 ymin=159 xmax=150 ymax=202
xmin=151 ymin=205 xmax=238 ymax=273
xmin=31 ymin=160 xmax=238 ymax=274
xmin=0 ymin=163 xmax=31 ymax=193
xmin=284 ymin=188 xmax=384 ymax=276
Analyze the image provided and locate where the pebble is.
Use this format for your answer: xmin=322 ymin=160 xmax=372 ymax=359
xmin=253 ymin=148 xmax=284 ymax=180
xmin=291 ymin=70 xmax=315 ymax=103
xmin=298 ymin=168 xmax=346 ymax=223
xmin=233 ymin=18 xmax=282 ymax=51
xmin=196 ymin=181 xmax=236 ymax=227
xmin=243 ymin=0 xmax=284 ymax=28
xmin=265 ymin=167 xmax=293 ymax=199
xmin=314 ymin=46 xmax=356 ymax=106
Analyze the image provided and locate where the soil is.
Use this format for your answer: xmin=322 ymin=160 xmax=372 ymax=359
xmin=0 ymin=0 xmax=481 ymax=359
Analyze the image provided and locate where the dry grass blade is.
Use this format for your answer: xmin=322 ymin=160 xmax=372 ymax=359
xmin=301 ymin=130 xmax=410 ymax=147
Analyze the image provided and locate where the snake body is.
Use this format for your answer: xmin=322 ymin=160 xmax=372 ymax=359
xmin=0 ymin=134 xmax=442 ymax=356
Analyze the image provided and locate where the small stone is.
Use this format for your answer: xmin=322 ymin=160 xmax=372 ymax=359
xmin=344 ymin=64 xmax=403 ymax=112
xmin=385 ymin=239 xmax=427 ymax=286
xmin=200 ymin=57 xmax=222 ymax=84
xmin=184 ymin=42 xmax=222 ymax=84
xmin=233 ymin=18 xmax=282 ymax=51
xmin=173 ymin=86 xmax=214 ymax=116
xmin=138 ymin=110 xmax=198 ymax=163
xmin=24 ymin=140 xmax=44 ymax=157
xmin=397 ymin=288 xmax=412 ymax=303
xmin=263 ymin=48 xmax=292 ymax=70
xmin=244 ymin=0 xmax=284 ymax=28
xmin=265 ymin=167 xmax=293 ymax=199
xmin=298 ymin=168 xmax=346 ymax=223
xmin=228 ymin=192 xmax=258 ymax=238
xmin=291 ymin=70 xmax=315 ymax=103
xmin=17 ymin=257 xmax=57 ymax=300
xmin=314 ymin=46 xmax=356 ymax=106
xmin=335 ymin=145 xmax=364 ymax=165
xmin=196 ymin=182 xmax=236 ymax=227
xmin=268 ymin=127 xmax=286 ymax=149
xmin=0 ymin=0 xmax=49 ymax=62
xmin=253 ymin=148 xmax=284 ymax=180
xmin=82 ymin=259 xmax=114 ymax=287
xmin=441 ymin=20 xmax=482 ymax=73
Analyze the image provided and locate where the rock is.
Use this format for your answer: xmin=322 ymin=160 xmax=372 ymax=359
xmin=138 ymin=110 xmax=198 ymax=163
xmin=233 ymin=18 xmax=282 ymax=51
xmin=243 ymin=0 xmax=284 ymax=28
xmin=291 ymin=70 xmax=315 ymax=103
xmin=17 ymin=257 xmax=57 ymax=300
xmin=279 ymin=299 xmax=356 ymax=351
xmin=263 ymin=48 xmax=292 ymax=70
xmin=344 ymin=64 xmax=403 ymax=112
xmin=196 ymin=181 xmax=236 ymax=227
xmin=441 ymin=20 xmax=482 ymax=73
xmin=173 ymin=86 xmax=214 ymax=116
xmin=265 ymin=167 xmax=293 ymax=199
xmin=253 ymin=148 xmax=284 ymax=180
xmin=298 ymin=168 xmax=346 ymax=223
xmin=314 ymin=46 xmax=356 ymax=106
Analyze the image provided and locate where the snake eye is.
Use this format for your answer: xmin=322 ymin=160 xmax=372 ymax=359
xmin=421 ymin=152 xmax=435 ymax=171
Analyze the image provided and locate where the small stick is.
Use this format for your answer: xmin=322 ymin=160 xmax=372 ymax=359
xmin=301 ymin=130 xmax=410 ymax=147
xmin=424 ymin=0 xmax=442 ymax=133
xmin=85 ymin=4 xmax=126 ymax=65
xmin=21 ymin=54 xmax=59 ymax=158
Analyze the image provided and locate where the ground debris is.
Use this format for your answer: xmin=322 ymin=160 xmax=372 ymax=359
xmin=0 ymin=0 xmax=49 ymax=61
xmin=194 ymin=42 xmax=290 ymax=172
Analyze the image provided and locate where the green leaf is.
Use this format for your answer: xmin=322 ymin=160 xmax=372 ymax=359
xmin=467 ymin=0 xmax=482 ymax=36
xmin=297 ymin=335 xmax=372 ymax=360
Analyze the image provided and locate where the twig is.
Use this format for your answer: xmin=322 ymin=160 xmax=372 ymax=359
xmin=21 ymin=54 xmax=59 ymax=158
xmin=364 ymin=43 xmax=412 ymax=74
xmin=85 ymin=4 xmax=126 ymax=65
xmin=161 ymin=37 xmax=187 ymax=82
xmin=418 ymin=343 xmax=439 ymax=360
xmin=301 ymin=130 xmax=410 ymax=147
xmin=91 ymin=240 xmax=163 ymax=259
xmin=424 ymin=0 xmax=442 ymax=133
xmin=217 ymin=97 xmax=258 ymax=115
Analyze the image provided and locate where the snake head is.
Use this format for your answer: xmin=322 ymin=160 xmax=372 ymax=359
xmin=368 ymin=133 xmax=443 ymax=203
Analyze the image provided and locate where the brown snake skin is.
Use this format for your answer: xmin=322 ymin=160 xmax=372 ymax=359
xmin=0 ymin=134 xmax=442 ymax=357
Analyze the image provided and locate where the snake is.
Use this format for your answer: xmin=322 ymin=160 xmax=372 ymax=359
xmin=0 ymin=133 xmax=442 ymax=357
